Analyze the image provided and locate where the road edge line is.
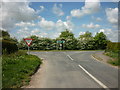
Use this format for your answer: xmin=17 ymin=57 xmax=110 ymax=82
xmin=67 ymin=55 xmax=74 ymax=61
xmin=78 ymin=64 xmax=109 ymax=89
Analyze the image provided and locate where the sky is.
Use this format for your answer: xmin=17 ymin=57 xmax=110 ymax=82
xmin=0 ymin=0 xmax=119 ymax=42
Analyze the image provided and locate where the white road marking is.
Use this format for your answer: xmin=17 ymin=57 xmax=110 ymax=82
xmin=67 ymin=55 xmax=74 ymax=61
xmin=78 ymin=64 xmax=109 ymax=89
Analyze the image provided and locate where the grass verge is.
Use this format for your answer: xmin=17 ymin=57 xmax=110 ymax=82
xmin=104 ymin=52 xmax=120 ymax=66
xmin=2 ymin=50 xmax=42 ymax=88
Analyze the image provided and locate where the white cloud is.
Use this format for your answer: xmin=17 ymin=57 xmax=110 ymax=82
xmin=71 ymin=0 xmax=100 ymax=18
xmin=92 ymin=16 xmax=102 ymax=21
xmin=31 ymin=29 xmax=40 ymax=35
xmin=15 ymin=21 xmax=35 ymax=27
xmin=99 ymin=29 xmax=118 ymax=42
xmin=66 ymin=16 xmax=72 ymax=21
xmin=37 ymin=6 xmax=45 ymax=13
xmin=105 ymin=8 xmax=118 ymax=24
xmin=0 ymin=2 xmax=38 ymax=30
xmin=40 ymin=6 xmax=44 ymax=11
xmin=56 ymin=19 xmax=74 ymax=31
xmin=52 ymin=4 xmax=64 ymax=17
xmin=82 ymin=22 xmax=100 ymax=29
xmin=38 ymin=18 xmax=74 ymax=31
xmin=39 ymin=18 xmax=55 ymax=30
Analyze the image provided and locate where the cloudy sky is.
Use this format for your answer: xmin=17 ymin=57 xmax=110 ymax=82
xmin=0 ymin=0 xmax=119 ymax=42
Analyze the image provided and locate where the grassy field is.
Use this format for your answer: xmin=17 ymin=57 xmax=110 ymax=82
xmin=104 ymin=51 xmax=120 ymax=66
xmin=2 ymin=50 xmax=42 ymax=88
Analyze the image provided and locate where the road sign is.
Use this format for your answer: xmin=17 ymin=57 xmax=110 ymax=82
xmin=57 ymin=40 xmax=65 ymax=43
xmin=24 ymin=38 xmax=33 ymax=47
xmin=24 ymin=38 xmax=33 ymax=55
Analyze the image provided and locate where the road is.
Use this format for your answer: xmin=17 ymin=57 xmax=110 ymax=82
xmin=25 ymin=51 xmax=118 ymax=88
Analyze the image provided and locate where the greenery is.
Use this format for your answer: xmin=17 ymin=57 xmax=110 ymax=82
xmin=105 ymin=52 xmax=120 ymax=66
xmin=105 ymin=42 xmax=120 ymax=66
xmin=58 ymin=30 xmax=77 ymax=50
xmin=18 ymin=30 xmax=109 ymax=50
xmin=94 ymin=32 xmax=108 ymax=50
xmin=0 ymin=30 xmax=18 ymax=54
xmin=2 ymin=50 xmax=42 ymax=88
xmin=106 ymin=42 xmax=120 ymax=53
xmin=2 ymin=40 xmax=18 ymax=54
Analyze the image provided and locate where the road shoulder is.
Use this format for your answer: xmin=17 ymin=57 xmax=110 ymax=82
xmin=91 ymin=51 xmax=118 ymax=69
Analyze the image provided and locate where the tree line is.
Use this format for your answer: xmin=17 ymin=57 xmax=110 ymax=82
xmin=18 ymin=29 xmax=109 ymax=50
xmin=1 ymin=29 xmax=110 ymax=52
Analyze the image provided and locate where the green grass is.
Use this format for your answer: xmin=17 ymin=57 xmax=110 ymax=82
xmin=2 ymin=50 xmax=42 ymax=88
xmin=104 ymin=51 xmax=120 ymax=66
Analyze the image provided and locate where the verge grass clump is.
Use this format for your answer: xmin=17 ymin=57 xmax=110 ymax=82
xmin=105 ymin=52 xmax=120 ymax=66
xmin=2 ymin=50 xmax=42 ymax=88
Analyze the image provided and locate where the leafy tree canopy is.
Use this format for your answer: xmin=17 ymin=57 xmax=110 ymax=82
xmin=79 ymin=31 xmax=93 ymax=40
xmin=59 ymin=29 xmax=75 ymax=39
xmin=94 ymin=32 xmax=108 ymax=49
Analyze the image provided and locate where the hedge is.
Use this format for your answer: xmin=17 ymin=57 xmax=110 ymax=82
xmin=106 ymin=42 xmax=120 ymax=53
xmin=1 ymin=40 xmax=18 ymax=54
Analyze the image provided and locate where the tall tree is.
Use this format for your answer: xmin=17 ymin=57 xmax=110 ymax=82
xmin=79 ymin=31 xmax=92 ymax=41
xmin=94 ymin=32 xmax=108 ymax=49
xmin=58 ymin=29 xmax=77 ymax=50
xmin=59 ymin=29 xmax=74 ymax=39
xmin=78 ymin=31 xmax=95 ymax=50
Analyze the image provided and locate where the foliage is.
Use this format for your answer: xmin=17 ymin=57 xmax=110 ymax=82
xmin=94 ymin=32 xmax=108 ymax=50
xmin=18 ymin=35 xmax=56 ymax=50
xmin=0 ymin=30 xmax=18 ymax=54
xmin=18 ymin=30 xmax=110 ymax=50
xmin=105 ymin=42 xmax=120 ymax=66
xmin=79 ymin=31 xmax=92 ymax=41
xmin=0 ymin=30 xmax=18 ymax=43
xmin=106 ymin=42 xmax=120 ymax=53
xmin=59 ymin=29 xmax=75 ymax=39
xmin=2 ymin=50 xmax=42 ymax=88
xmin=2 ymin=40 xmax=18 ymax=54
xmin=77 ymin=31 xmax=95 ymax=50
xmin=105 ymin=52 xmax=120 ymax=66
xmin=58 ymin=29 xmax=77 ymax=50
xmin=1 ymin=30 xmax=10 ymax=38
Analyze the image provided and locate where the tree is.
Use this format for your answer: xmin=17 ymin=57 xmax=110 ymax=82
xmin=1 ymin=30 xmax=10 ymax=37
xmin=79 ymin=31 xmax=92 ymax=41
xmin=58 ymin=29 xmax=77 ymax=50
xmin=78 ymin=31 xmax=95 ymax=50
xmin=0 ymin=30 xmax=18 ymax=43
xmin=18 ymin=35 xmax=54 ymax=50
xmin=59 ymin=29 xmax=75 ymax=39
xmin=94 ymin=32 xmax=108 ymax=49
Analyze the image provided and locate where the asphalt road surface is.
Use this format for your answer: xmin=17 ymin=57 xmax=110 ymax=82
xmin=25 ymin=51 xmax=118 ymax=89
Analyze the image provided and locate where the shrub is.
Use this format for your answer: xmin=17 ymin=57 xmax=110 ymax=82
xmin=106 ymin=42 xmax=120 ymax=53
xmin=1 ymin=40 xmax=18 ymax=54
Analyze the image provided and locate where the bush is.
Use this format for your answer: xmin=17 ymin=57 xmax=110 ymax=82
xmin=106 ymin=42 xmax=120 ymax=53
xmin=1 ymin=40 xmax=18 ymax=54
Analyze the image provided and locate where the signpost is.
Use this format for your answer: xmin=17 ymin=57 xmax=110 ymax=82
xmin=24 ymin=38 xmax=33 ymax=55
xmin=56 ymin=40 xmax=65 ymax=50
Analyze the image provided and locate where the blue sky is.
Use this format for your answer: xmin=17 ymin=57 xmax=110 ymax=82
xmin=1 ymin=1 xmax=118 ymax=42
